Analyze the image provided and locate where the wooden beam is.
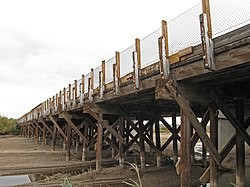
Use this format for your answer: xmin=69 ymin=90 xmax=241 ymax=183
xmin=84 ymin=104 xmax=125 ymax=144
xmin=117 ymin=106 xmax=162 ymax=155
xmin=210 ymin=106 xmax=218 ymax=187
xmin=191 ymin=109 xmax=210 ymax=149
xmin=200 ymin=117 xmax=250 ymax=183
xmin=60 ymin=112 xmax=89 ymax=143
xmin=180 ymin=109 xmax=192 ymax=187
xmin=49 ymin=115 xmax=66 ymax=139
xmin=39 ymin=119 xmax=53 ymax=135
xmin=172 ymin=113 xmax=178 ymax=163
xmin=166 ymin=80 xmax=221 ymax=165
xmin=235 ymin=99 xmax=245 ymax=187
xmin=211 ymin=89 xmax=250 ymax=146
xmin=96 ymin=113 xmax=103 ymax=170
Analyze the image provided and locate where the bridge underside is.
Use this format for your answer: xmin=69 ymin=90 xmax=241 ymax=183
xmin=19 ymin=25 xmax=250 ymax=186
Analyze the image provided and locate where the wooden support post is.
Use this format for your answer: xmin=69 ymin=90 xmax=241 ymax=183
xmin=35 ymin=123 xmax=39 ymax=144
xmin=139 ymin=114 xmax=146 ymax=169
xmin=235 ymin=99 xmax=245 ymax=187
xmin=202 ymin=143 xmax=207 ymax=168
xmin=75 ymin=135 xmax=79 ymax=151
xmin=96 ymin=113 xmax=103 ymax=170
xmin=166 ymin=81 xmax=221 ymax=165
xmin=210 ymin=106 xmax=218 ymax=187
xmin=180 ymin=109 xmax=192 ymax=187
xmin=66 ymin=123 xmax=71 ymax=161
xmin=172 ymin=113 xmax=178 ymax=163
xmin=155 ymin=114 xmax=161 ymax=167
xmin=82 ymin=122 xmax=88 ymax=161
xmin=99 ymin=60 xmax=105 ymax=99
xmin=119 ymin=117 xmax=125 ymax=168
xmin=149 ymin=124 xmax=154 ymax=156
xmin=111 ymin=135 xmax=116 ymax=158
xmin=52 ymin=124 xmax=56 ymax=151
xmin=42 ymin=125 xmax=46 ymax=145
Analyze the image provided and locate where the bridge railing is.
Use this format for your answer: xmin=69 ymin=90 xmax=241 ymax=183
xmin=19 ymin=0 xmax=250 ymax=123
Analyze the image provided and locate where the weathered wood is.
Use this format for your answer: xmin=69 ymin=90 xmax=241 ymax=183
xmin=60 ymin=112 xmax=89 ymax=143
xmin=180 ymin=109 xmax=192 ymax=187
xmin=166 ymin=80 xmax=221 ymax=165
xmin=210 ymin=106 xmax=218 ymax=187
xmin=235 ymin=99 xmax=245 ymax=187
xmin=84 ymin=104 xmax=125 ymax=144
xmin=39 ymin=119 xmax=53 ymax=136
xmin=96 ymin=113 xmax=103 ymax=170
xmin=119 ymin=117 xmax=125 ymax=167
xmin=191 ymin=109 xmax=210 ymax=149
xmin=138 ymin=114 xmax=146 ymax=169
xmin=66 ymin=122 xmax=71 ymax=161
xmin=211 ymin=89 xmax=250 ymax=146
xmin=82 ymin=121 xmax=88 ymax=161
xmin=172 ymin=113 xmax=178 ymax=163
xmin=49 ymin=115 xmax=67 ymax=140
xmin=155 ymin=113 xmax=161 ymax=167
xmin=117 ymin=106 xmax=162 ymax=155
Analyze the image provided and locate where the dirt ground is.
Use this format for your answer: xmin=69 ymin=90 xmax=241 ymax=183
xmin=0 ymin=135 xmax=250 ymax=187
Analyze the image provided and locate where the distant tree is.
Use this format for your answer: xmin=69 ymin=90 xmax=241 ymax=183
xmin=0 ymin=115 xmax=18 ymax=135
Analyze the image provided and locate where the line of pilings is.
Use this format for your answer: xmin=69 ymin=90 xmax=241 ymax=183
xmin=19 ymin=99 xmax=248 ymax=187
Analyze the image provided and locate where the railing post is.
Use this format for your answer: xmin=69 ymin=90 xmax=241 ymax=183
xmin=73 ymin=80 xmax=77 ymax=107
xmin=88 ymin=68 xmax=94 ymax=102
xmin=80 ymin=74 xmax=85 ymax=104
xmin=113 ymin=52 xmax=120 ymax=95
xmin=133 ymin=38 xmax=141 ymax=90
xmin=200 ymin=0 xmax=214 ymax=70
xmin=63 ymin=87 xmax=66 ymax=110
xmin=160 ymin=20 xmax=170 ymax=78
xmin=100 ymin=60 xmax=105 ymax=99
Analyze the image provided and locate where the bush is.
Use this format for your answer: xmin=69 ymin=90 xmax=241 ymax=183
xmin=0 ymin=115 xmax=18 ymax=135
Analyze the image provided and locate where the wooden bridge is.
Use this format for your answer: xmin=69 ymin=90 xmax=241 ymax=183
xmin=18 ymin=1 xmax=250 ymax=186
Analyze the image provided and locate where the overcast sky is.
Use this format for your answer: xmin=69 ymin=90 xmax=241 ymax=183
xmin=0 ymin=0 xmax=200 ymax=118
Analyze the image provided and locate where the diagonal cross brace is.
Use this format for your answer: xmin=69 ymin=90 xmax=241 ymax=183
xmin=60 ymin=112 xmax=89 ymax=144
xmin=210 ymin=89 xmax=250 ymax=146
xmin=38 ymin=119 xmax=53 ymax=135
xmin=49 ymin=115 xmax=67 ymax=140
xmin=200 ymin=116 xmax=250 ymax=183
xmin=117 ymin=106 xmax=162 ymax=155
xmin=166 ymin=80 xmax=221 ymax=165
xmin=84 ymin=104 xmax=126 ymax=145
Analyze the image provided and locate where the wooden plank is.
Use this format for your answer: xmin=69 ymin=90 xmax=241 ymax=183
xmin=166 ymin=80 xmax=221 ymax=165
xmin=66 ymin=122 xmax=71 ymax=161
